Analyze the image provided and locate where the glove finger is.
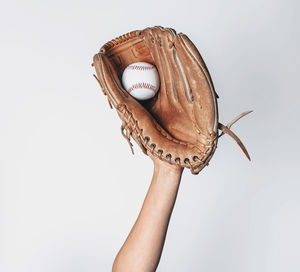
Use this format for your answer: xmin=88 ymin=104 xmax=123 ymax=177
xmin=160 ymin=28 xmax=197 ymax=110
xmin=147 ymin=27 xmax=197 ymax=114
xmin=175 ymin=33 xmax=218 ymax=134
xmin=141 ymin=27 xmax=178 ymax=109
xmin=93 ymin=53 xmax=130 ymax=107
xmin=143 ymin=28 xmax=202 ymax=128
xmin=158 ymin=27 xmax=192 ymax=109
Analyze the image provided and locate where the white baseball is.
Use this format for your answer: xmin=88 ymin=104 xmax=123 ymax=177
xmin=121 ymin=62 xmax=160 ymax=101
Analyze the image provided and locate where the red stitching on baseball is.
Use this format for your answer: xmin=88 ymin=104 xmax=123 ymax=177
xmin=127 ymin=82 xmax=156 ymax=93
xmin=127 ymin=65 xmax=155 ymax=71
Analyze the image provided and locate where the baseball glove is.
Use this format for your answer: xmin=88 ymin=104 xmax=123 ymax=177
xmin=92 ymin=26 xmax=251 ymax=174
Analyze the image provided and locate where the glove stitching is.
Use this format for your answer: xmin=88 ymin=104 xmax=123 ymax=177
xmin=119 ymin=103 xmax=217 ymax=171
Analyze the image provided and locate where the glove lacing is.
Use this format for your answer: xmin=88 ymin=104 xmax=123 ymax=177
xmin=218 ymin=110 xmax=252 ymax=160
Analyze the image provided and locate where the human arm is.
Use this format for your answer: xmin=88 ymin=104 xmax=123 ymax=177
xmin=112 ymin=158 xmax=183 ymax=272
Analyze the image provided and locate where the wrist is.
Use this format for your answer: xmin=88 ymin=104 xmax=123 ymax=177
xmin=154 ymin=160 xmax=184 ymax=181
xmin=147 ymin=150 xmax=183 ymax=174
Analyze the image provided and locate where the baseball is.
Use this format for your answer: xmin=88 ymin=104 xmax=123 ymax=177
xmin=121 ymin=62 xmax=160 ymax=101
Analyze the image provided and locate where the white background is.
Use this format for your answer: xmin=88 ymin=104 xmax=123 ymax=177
xmin=0 ymin=0 xmax=299 ymax=271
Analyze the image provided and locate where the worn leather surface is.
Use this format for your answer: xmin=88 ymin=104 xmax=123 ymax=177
xmin=93 ymin=26 xmax=250 ymax=174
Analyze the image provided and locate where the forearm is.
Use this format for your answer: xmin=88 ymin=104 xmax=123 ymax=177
xmin=112 ymin=163 xmax=183 ymax=272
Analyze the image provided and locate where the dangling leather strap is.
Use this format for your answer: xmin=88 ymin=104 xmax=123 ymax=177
xmin=121 ymin=124 xmax=134 ymax=155
xmin=218 ymin=111 xmax=252 ymax=161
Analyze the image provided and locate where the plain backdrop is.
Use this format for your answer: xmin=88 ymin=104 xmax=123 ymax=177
xmin=0 ymin=0 xmax=299 ymax=271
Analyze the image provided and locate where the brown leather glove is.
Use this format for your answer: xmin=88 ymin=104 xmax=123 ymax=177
xmin=93 ymin=26 xmax=251 ymax=174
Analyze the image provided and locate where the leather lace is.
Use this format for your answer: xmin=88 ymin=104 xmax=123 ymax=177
xmin=218 ymin=110 xmax=252 ymax=160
